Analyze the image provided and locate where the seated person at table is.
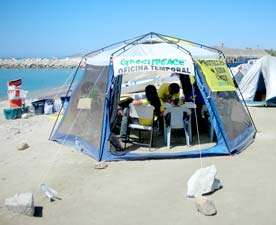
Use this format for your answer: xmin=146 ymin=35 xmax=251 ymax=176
xmin=158 ymin=83 xmax=180 ymax=104
xmin=120 ymin=85 xmax=164 ymax=138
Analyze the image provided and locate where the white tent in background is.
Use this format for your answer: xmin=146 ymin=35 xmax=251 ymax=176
xmin=235 ymin=55 xmax=276 ymax=106
xmin=231 ymin=63 xmax=252 ymax=84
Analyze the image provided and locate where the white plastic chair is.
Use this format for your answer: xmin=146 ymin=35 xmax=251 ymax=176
xmin=125 ymin=104 xmax=155 ymax=151
xmin=164 ymin=106 xmax=191 ymax=148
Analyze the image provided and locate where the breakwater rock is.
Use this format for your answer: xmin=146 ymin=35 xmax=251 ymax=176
xmin=0 ymin=57 xmax=85 ymax=69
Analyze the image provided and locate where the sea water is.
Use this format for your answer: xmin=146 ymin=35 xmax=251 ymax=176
xmin=0 ymin=69 xmax=84 ymax=99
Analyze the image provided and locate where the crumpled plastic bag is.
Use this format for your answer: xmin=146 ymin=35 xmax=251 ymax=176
xmin=44 ymin=101 xmax=54 ymax=114
xmin=40 ymin=184 xmax=60 ymax=201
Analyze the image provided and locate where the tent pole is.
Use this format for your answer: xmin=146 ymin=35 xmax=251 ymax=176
xmin=110 ymin=32 xmax=153 ymax=56
xmin=82 ymin=33 xmax=148 ymax=58
xmin=156 ymin=32 xmax=223 ymax=55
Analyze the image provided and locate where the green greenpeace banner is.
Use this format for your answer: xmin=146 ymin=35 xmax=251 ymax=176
xmin=120 ymin=58 xmax=185 ymax=66
xmin=196 ymin=59 xmax=236 ymax=92
xmin=113 ymin=56 xmax=194 ymax=76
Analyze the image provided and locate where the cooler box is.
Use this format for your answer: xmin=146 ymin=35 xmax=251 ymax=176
xmin=8 ymin=79 xmax=22 ymax=87
xmin=9 ymin=99 xmax=23 ymax=108
xmin=3 ymin=106 xmax=29 ymax=120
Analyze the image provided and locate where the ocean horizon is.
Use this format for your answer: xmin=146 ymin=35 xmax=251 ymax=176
xmin=0 ymin=68 xmax=84 ymax=99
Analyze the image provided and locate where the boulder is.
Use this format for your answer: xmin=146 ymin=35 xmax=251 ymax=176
xmin=195 ymin=196 xmax=217 ymax=216
xmin=17 ymin=142 xmax=29 ymax=151
xmin=5 ymin=192 xmax=34 ymax=216
xmin=94 ymin=162 xmax=108 ymax=169
xmin=187 ymin=165 xmax=222 ymax=197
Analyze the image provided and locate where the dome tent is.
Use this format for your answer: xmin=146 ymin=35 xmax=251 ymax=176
xmin=50 ymin=32 xmax=256 ymax=161
xmin=236 ymin=55 xmax=276 ymax=106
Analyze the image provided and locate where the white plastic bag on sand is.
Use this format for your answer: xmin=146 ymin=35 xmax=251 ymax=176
xmin=44 ymin=101 xmax=54 ymax=114
xmin=54 ymin=101 xmax=62 ymax=112
xmin=187 ymin=165 xmax=222 ymax=197
xmin=40 ymin=184 xmax=59 ymax=201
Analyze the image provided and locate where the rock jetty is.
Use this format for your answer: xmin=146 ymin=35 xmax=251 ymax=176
xmin=0 ymin=57 xmax=85 ymax=69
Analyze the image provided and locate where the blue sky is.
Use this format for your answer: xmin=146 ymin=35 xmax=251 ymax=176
xmin=0 ymin=0 xmax=275 ymax=58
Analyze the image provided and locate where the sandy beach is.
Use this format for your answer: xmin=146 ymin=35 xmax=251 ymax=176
xmin=0 ymin=97 xmax=276 ymax=225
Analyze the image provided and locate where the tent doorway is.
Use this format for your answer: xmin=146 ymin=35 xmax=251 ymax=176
xmin=113 ymin=74 xmax=217 ymax=154
xmin=254 ymin=73 xmax=266 ymax=101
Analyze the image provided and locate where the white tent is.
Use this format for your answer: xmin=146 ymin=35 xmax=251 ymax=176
xmin=237 ymin=55 xmax=276 ymax=106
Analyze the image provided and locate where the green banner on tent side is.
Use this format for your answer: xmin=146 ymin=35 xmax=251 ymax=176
xmin=196 ymin=59 xmax=236 ymax=92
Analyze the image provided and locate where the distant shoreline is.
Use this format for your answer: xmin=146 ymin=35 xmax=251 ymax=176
xmin=0 ymin=57 xmax=85 ymax=69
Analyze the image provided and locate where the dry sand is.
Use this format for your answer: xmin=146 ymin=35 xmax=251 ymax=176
xmin=0 ymin=98 xmax=276 ymax=225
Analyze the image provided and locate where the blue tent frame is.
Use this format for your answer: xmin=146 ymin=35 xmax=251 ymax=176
xmin=51 ymin=32 xmax=256 ymax=161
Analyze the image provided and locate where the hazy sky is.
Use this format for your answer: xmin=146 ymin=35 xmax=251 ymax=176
xmin=1 ymin=0 xmax=275 ymax=58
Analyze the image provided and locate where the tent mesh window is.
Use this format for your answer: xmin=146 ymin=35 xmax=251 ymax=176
xmin=211 ymin=91 xmax=253 ymax=141
xmin=56 ymin=65 xmax=109 ymax=150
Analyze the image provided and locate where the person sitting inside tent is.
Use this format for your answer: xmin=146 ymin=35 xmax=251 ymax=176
xmin=158 ymin=82 xmax=180 ymax=104
xmin=120 ymin=85 xmax=164 ymax=138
